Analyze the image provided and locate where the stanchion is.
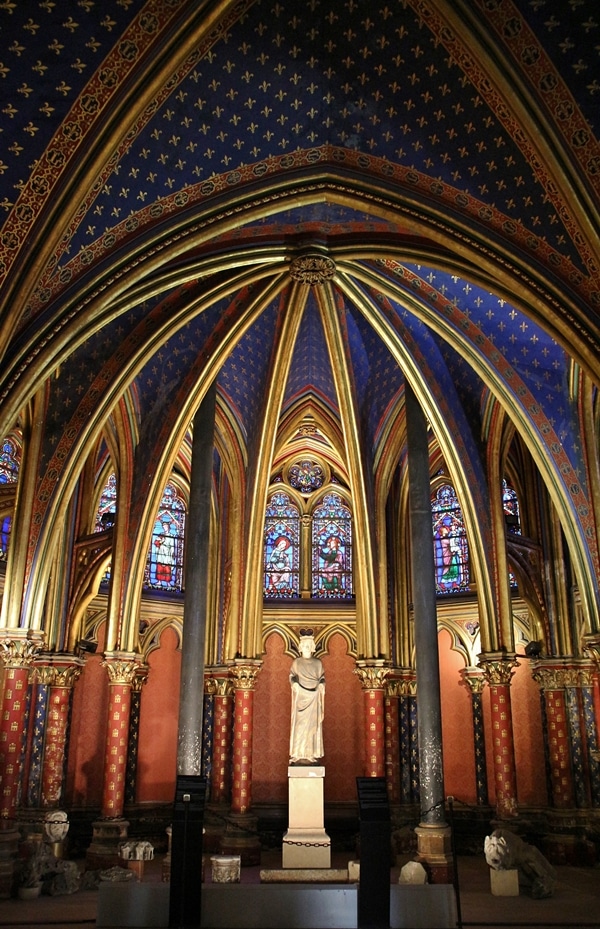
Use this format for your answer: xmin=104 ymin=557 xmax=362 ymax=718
xmin=447 ymin=796 xmax=463 ymax=929
xmin=356 ymin=777 xmax=390 ymax=929
xmin=169 ymin=775 xmax=206 ymax=928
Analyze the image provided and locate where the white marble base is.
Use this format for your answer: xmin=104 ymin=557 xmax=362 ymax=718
xmin=283 ymin=765 xmax=331 ymax=869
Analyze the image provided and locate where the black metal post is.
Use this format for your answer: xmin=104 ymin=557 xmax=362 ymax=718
xmin=356 ymin=777 xmax=391 ymax=929
xmin=169 ymin=774 xmax=207 ymax=928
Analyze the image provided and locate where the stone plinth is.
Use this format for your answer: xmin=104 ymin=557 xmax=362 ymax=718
xmin=283 ymin=766 xmax=331 ymax=869
xmin=490 ymin=867 xmax=519 ymax=896
xmin=260 ymin=867 xmax=348 ymax=882
xmin=211 ymin=854 xmax=241 ymax=882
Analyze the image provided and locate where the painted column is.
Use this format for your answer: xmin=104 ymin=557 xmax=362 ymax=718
xmin=86 ymin=655 xmax=141 ymax=870
xmin=397 ymin=670 xmax=419 ymax=805
xmin=355 ymin=661 xmax=390 ymax=778
xmin=0 ymin=634 xmax=42 ymax=898
xmin=531 ymin=664 xmax=574 ymax=808
xmin=405 ymin=382 xmax=451 ymax=882
xmin=221 ymin=660 xmax=261 ymax=864
xmin=208 ymin=672 xmax=234 ymax=806
xmin=0 ymin=635 xmax=41 ymax=822
xmin=101 ymin=657 xmax=141 ymax=817
xmin=580 ymin=665 xmax=600 ymax=807
xmin=39 ymin=660 xmax=83 ymax=808
xmin=460 ymin=668 xmax=489 ymax=807
xmin=480 ymin=654 xmax=519 ymax=819
xmin=124 ymin=665 xmax=149 ymax=805
xmin=384 ymin=676 xmax=401 ymax=804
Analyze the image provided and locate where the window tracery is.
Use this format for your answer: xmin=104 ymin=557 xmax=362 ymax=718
xmin=263 ymin=460 xmax=353 ymax=601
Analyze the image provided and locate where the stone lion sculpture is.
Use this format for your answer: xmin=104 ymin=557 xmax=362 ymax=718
xmin=484 ymin=828 xmax=556 ymax=898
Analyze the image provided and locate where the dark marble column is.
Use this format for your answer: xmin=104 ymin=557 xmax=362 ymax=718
xmin=176 ymin=383 xmax=217 ymax=775
xmin=405 ymin=382 xmax=452 ymax=882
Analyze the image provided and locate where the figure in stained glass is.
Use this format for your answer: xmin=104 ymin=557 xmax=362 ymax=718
xmin=267 ymin=535 xmax=292 ymax=590
xmin=431 ymin=483 xmax=469 ymax=593
xmin=145 ymin=483 xmax=186 ymax=591
xmin=264 ymin=491 xmax=300 ymax=598
xmin=312 ymin=492 xmax=352 ymax=599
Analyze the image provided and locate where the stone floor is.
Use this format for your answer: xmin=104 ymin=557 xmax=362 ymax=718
xmin=0 ymin=850 xmax=599 ymax=929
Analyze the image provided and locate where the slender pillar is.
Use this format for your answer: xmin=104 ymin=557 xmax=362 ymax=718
xmin=460 ymin=668 xmax=489 ymax=807
xmin=531 ymin=664 xmax=574 ymax=808
xmin=177 ymin=383 xmax=217 ymax=774
xmin=220 ymin=660 xmax=261 ymax=865
xmin=355 ymin=662 xmax=390 ymax=778
xmin=0 ymin=634 xmax=42 ymax=897
xmin=101 ymin=658 xmax=139 ymax=817
xmin=384 ymin=677 xmax=401 ymax=804
xmin=398 ymin=671 xmax=418 ymax=805
xmin=169 ymin=387 xmax=216 ymax=929
xmin=209 ymin=673 xmax=234 ymax=805
xmin=405 ymin=382 xmax=452 ymax=881
xmin=124 ymin=665 xmax=149 ymax=805
xmin=0 ymin=635 xmax=41 ymax=821
xmin=479 ymin=654 xmax=519 ymax=819
xmin=38 ymin=660 xmax=83 ymax=808
xmin=563 ymin=666 xmax=588 ymax=809
xmin=87 ymin=655 xmax=141 ymax=870
xmin=580 ymin=666 xmax=600 ymax=807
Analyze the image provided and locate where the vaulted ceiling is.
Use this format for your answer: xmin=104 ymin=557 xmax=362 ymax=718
xmin=0 ymin=0 xmax=598 ymax=601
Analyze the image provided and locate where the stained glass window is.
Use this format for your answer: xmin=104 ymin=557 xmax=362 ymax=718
xmin=431 ymin=484 xmax=469 ymax=594
xmin=94 ymin=472 xmax=117 ymax=532
xmin=0 ymin=516 xmax=11 ymax=561
xmin=312 ymin=492 xmax=353 ymax=599
xmin=0 ymin=438 xmax=19 ymax=560
xmin=502 ymin=478 xmax=521 ymax=535
xmin=0 ymin=437 xmax=19 ymax=483
xmin=264 ymin=491 xmax=300 ymax=598
xmin=288 ymin=460 xmax=324 ymax=495
xmin=144 ymin=483 xmax=186 ymax=591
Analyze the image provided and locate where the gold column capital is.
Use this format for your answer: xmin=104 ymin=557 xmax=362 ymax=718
xmin=131 ymin=663 xmax=149 ymax=692
xmin=102 ymin=652 xmax=144 ymax=685
xmin=478 ymin=652 xmax=519 ymax=685
xmin=205 ymin=666 xmax=235 ymax=696
xmin=354 ymin=659 xmax=391 ymax=690
xmin=33 ymin=654 xmax=84 ymax=688
xmin=230 ymin=659 xmax=262 ymax=690
xmin=0 ymin=630 xmax=44 ymax=669
xmin=460 ymin=667 xmax=486 ymax=694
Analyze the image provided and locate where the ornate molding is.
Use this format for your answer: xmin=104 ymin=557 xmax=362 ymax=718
xmin=478 ymin=653 xmax=519 ymax=686
xmin=289 ymin=254 xmax=335 ymax=285
xmin=33 ymin=658 xmax=84 ymax=688
xmin=0 ymin=631 xmax=44 ymax=669
xmin=131 ymin=664 xmax=150 ymax=692
xmin=102 ymin=653 xmax=144 ymax=686
xmin=205 ymin=675 xmax=234 ymax=697
xmin=532 ymin=659 xmax=596 ymax=690
xmin=354 ymin=660 xmax=391 ymax=690
xmin=230 ymin=660 xmax=262 ymax=690
xmin=460 ymin=668 xmax=486 ymax=694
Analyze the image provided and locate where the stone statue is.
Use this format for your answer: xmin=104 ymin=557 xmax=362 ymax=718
xmin=484 ymin=828 xmax=556 ymax=898
xmin=289 ymin=634 xmax=325 ymax=765
xmin=44 ymin=810 xmax=69 ymax=843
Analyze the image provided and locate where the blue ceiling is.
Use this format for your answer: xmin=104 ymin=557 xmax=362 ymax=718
xmin=0 ymin=0 xmax=597 ymax=524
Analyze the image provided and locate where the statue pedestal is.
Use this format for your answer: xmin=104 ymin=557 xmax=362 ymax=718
xmin=282 ymin=766 xmax=330 ymax=869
